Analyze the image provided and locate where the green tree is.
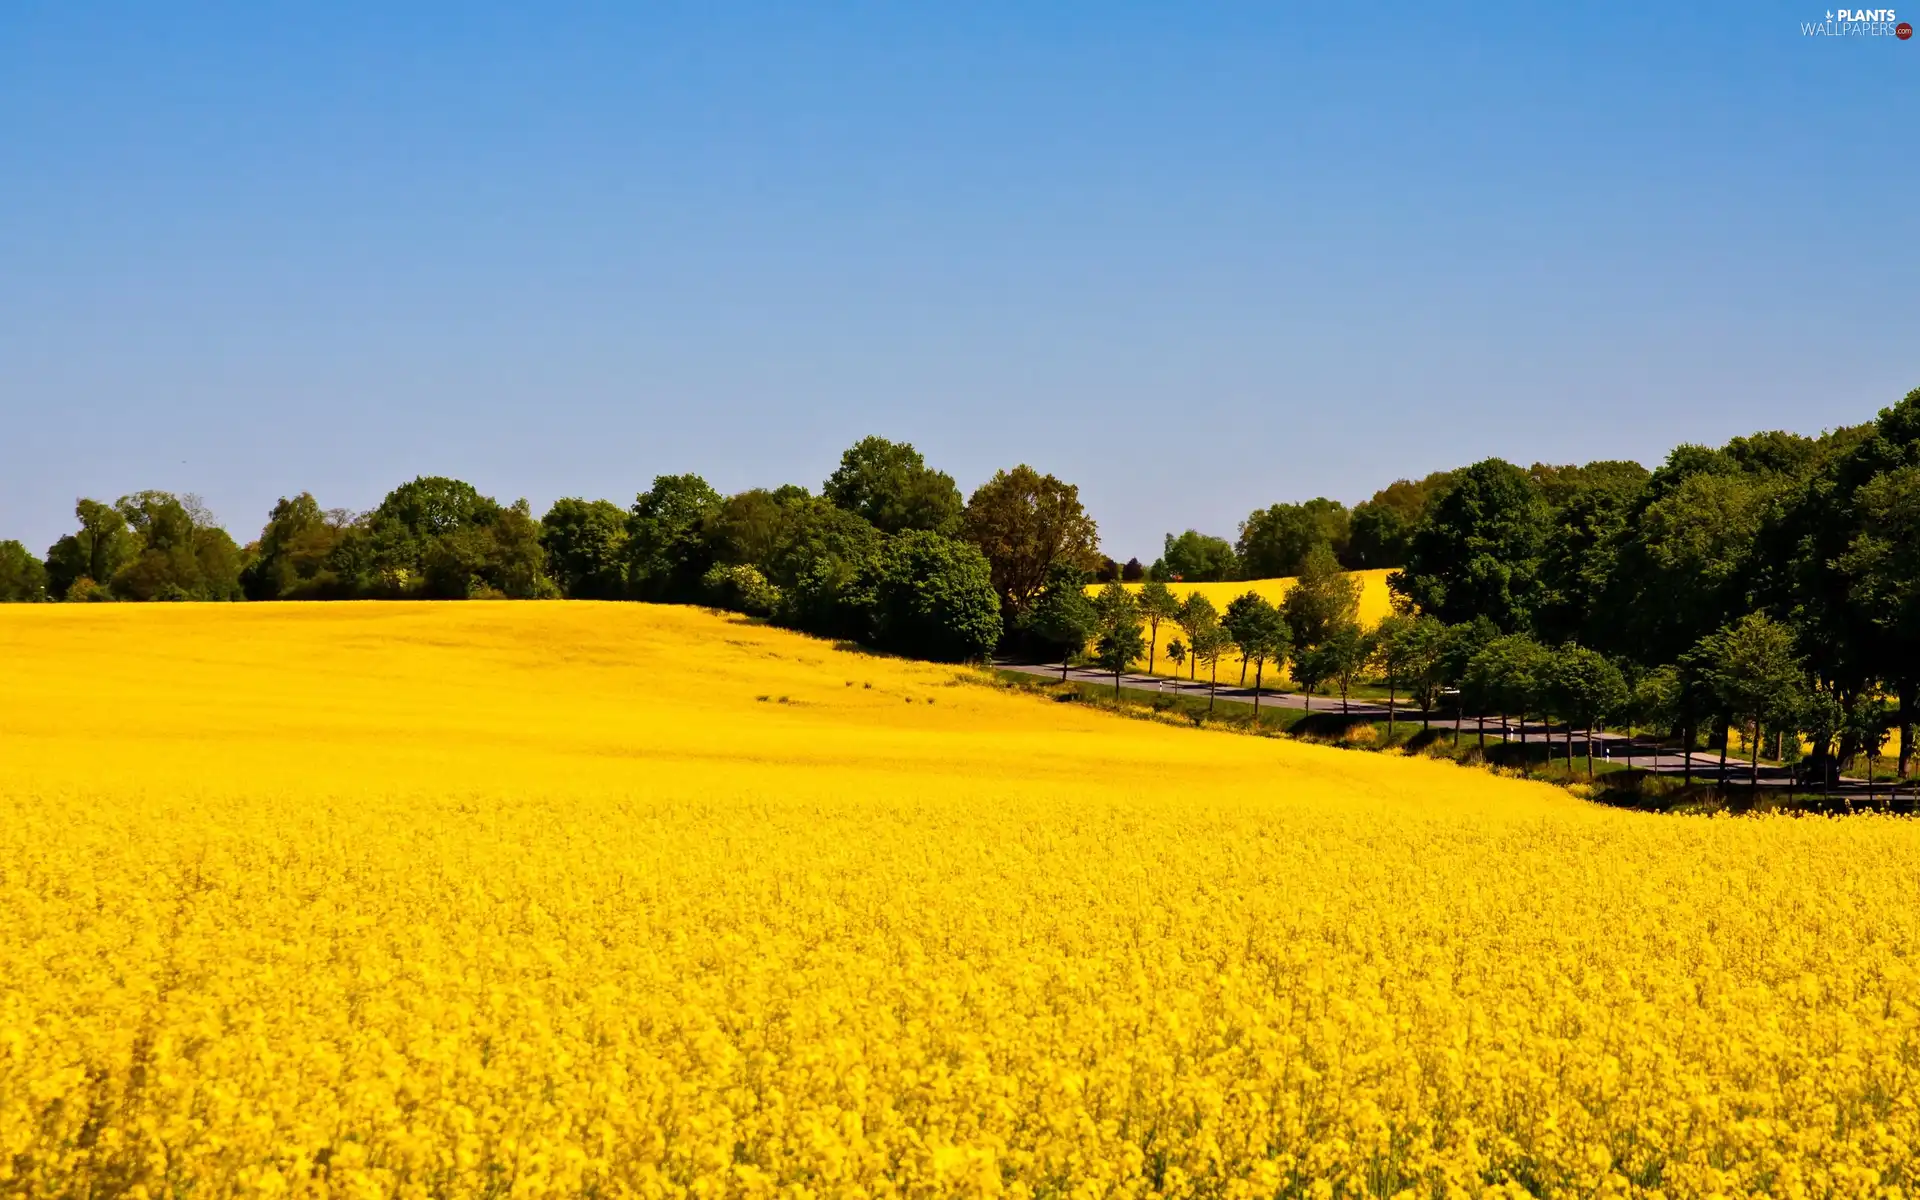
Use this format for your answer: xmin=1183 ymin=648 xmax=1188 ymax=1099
xmin=1324 ymin=622 xmax=1371 ymax=714
xmin=1848 ymin=695 xmax=1894 ymax=803
xmin=1223 ymin=591 xmax=1289 ymax=718
xmin=1151 ymin=530 xmax=1237 ymax=582
xmin=1837 ymin=462 xmax=1920 ymax=779
xmin=1027 ymin=564 xmax=1099 ymax=681
xmin=46 ymin=499 xmax=138 ymax=599
xmin=823 ymin=436 xmax=964 ymax=536
xmin=1172 ymin=593 xmax=1220 ymax=682
xmin=1291 ymin=640 xmax=1337 ymax=711
xmin=1092 ymin=581 xmax=1145 ymax=697
xmin=244 ymin=493 xmax=355 ymax=599
xmin=1236 ymin=498 xmax=1350 ymax=578
xmin=1282 ymin=543 xmax=1363 ymax=652
xmin=1462 ymin=633 xmax=1550 ymax=757
xmin=1397 ymin=616 xmax=1451 ymax=732
xmin=1698 ymin=614 xmax=1805 ymax=790
xmin=540 ymin=498 xmax=631 ymax=599
xmin=1438 ymin=617 xmax=1500 ymax=740
xmin=855 ymin=532 xmax=1002 ymax=662
xmin=701 ymin=563 xmax=783 ymax=616
xmin=1369 ymin=613 xmax=1415 ymax=735
xmin=627 ymin=475 xmax=724 ymax=602
xmin=1165 ymin=638 xmax=1187 ymax=679
xmin=0 ymin=541 xmax=48 ymax=601
xmin=1605 ymin=466 xmax=1771 ymax=667
xmin=1532 ymin=462 xmax=1649 ymax=644
xmin=1390 ymin=458 xmax=1546 ymax=631
xmin=1797 ymin=689 xmax=1845 ymax=796
xmin=1137 ymin=579 xmax=1179 ymax=674
xmin=1544 ymin=645 xmax=1630 ymax=776
xmin=1190 ymin=618 xmax=1233 ymax=713
xmin=961 ymin=466 xmax=1102 ymax=619
xmin=1347 ymin=472 xmax=1456 ymax=570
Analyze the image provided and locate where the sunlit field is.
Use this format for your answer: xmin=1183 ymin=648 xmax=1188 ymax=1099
xmin=4 ymin=602 xmax=1920 ymax=1197
xmin=1091 ymin=569 xmax=1398 ymax=682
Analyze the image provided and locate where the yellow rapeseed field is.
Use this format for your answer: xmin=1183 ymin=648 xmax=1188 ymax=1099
xmin=4 ymin=601 xmax=1920 ymax=1198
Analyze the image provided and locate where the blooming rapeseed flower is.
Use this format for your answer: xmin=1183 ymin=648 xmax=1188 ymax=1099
xmin=1 ymin=600 xmax=1917 ymax=1197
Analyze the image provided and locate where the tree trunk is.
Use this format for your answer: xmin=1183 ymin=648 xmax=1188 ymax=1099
xmin=1387 ymin=679 xmax=1397 ymax=739
xmin=1114 ymin=667 xmax=1122 ymax=699
xmin=1750 ymin=718 xmax=1761 ymax=790
xmin=1478 ymin=714 xmax=1486 ymax=751
xmin=1717 ymin=725 xmax=1729 ymax=790
xmin=1240 ymin=658 xmax=1248 ymax=686
xmin=1060 ymin=656 xmax=1070 ymax=683
xmin=1208 ymin=660 xmax=1218 ymax=714
xmin=1586 ymin=723 xmax=1596 ymax=779
xmin=1252 ymin=660 xmax=1263 ymax=719
xmin=1303 ymin=686 xmax=1311 ymax=712
xmin=1901 ymin=680 xmax=1917 ymax=780
xmin=1683 ymin=718 xmax=1695 ymax=788
xmin=1147 ymin=620 xmax=1157 ymax=675
xmin=1565 ymin=721 xmax=1574 ymax=771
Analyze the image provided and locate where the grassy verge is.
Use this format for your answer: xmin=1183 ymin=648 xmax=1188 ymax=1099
xmin=980 ymin=669 xmax=1845 ymax=812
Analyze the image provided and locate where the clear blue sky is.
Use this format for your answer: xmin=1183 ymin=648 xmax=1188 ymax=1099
xmin=3 ymin=2 xmax=1914 ymax=560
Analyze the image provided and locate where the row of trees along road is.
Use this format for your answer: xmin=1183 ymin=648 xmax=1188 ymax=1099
xmin=1013 ymin=388 xmax=1920 ymax=791
xmin=0 ymin=438 xmax=1104 ymax=666
xmin=4 ymin=388 xmax=1916 ymax=788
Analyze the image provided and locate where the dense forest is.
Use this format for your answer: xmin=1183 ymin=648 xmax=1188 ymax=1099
xmin=4 ymin=390 xmax=1918 ymax=782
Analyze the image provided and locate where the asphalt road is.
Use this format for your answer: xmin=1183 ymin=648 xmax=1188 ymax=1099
xmin=999 ymin=661 xmax=1894 ymax=795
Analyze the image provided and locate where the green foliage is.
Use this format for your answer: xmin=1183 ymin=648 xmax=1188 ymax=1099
xmin=243 ymin=493 xmax=354 ymax=600
xmin=961 ymin=466 xmax=1101 ymax=617
xmin=701 ymin=564 xmax=783 ymax=617
xmin=1236 ymin=498 xmax=1350 ymax=578
xmin=45 ymin=499 xmax=138 ymax=599
xmin=1629 ymin=664 xmax=1682 ymax=734
xmin=1532 ymin=462 xmax=1648 ymax=644
xmin=1290 ymin=640 xmax=1338 ymax=702
xmin=1281 ymin=543 xmax=1362 ymax=651
xmin=1391 ymin=459 xmax=1545 ymax=632
xmin=1347 ymin=472 xmax=1455 ymax=570
xmin=1461 ymin=633 xmax=1551 ymax=720
xmin=1693 ymin=615 xmax=1804 ymax=748
xmin=1091 ymin=582 xmax=1147 ymax=684
xmin=44 ymin=493 xmax=241 ymax=602
xmin=1026 ymin=564 xmax=1099 ymax=670
xmin=1544 ymin=645 xmax=1630 ymax=731
xmin=1152 ymin=530 xmax=1237 ymax=582
xmin=0 ymin=541 xmax=48 ymax=601
xmin=707 ymin=490 xmax=881 ymax=593
xmin=540 ymin=498 xmax=631 ymax=599
xmin=626 ymin=474 xmax=723 ymax=602
xmin=823 ymin=437 xmax=963 ymax=536
xmin=854 ymin=532 xmax=1003 ymax=662
xmin=1322 ymin=622 xmax=1372 ymax=708
xmin=1137 ymin=579 xmax=1179 ymax=672
xmin=1223 ymin=592 xmax=1290 ymax=686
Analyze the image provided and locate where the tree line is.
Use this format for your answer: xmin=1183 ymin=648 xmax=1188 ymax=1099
xmin=0 ymin=438 xmax=1104 ymax=665
xmin=1037 ymin=388 xmax=1920 ymax=791
xmin=3 ymin=389 xmax=1916 ymax=787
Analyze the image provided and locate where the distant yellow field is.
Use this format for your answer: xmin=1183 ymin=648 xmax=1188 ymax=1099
xmin=4 ymin=602 xmax=1920 ymax=1196
xmin=1087 ymin=568 xmax=1397 ymax=682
